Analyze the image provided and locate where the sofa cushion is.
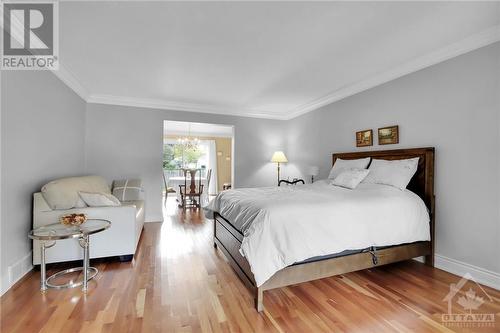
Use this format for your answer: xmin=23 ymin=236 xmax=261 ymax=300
xmin=41 ymin=176 xmax=111 ymax=210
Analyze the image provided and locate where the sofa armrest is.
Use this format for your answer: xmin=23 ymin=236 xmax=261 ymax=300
xmin=34 ymin=192 xmax=52 ymax=213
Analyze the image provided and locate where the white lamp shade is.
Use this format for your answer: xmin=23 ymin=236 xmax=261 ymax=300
xmin=309 ymin=166 xmax=319 ymax=176
xmin=271 ymin=151 xmax=288 ymax=163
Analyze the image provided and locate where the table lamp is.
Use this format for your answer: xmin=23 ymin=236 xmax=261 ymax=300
xmin=271 ymin=151 xmax=288 ymax=185
xmin=309 ymin=166 xmax=319 ymax=183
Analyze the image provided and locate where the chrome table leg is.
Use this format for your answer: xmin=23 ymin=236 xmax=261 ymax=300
xmin=40 ymin=242 xmax=47 ymax=292
xmin=80 ymin=235 xmax=90 ymax=292
xmin=39 ymin=240 xmax=55 ymax=292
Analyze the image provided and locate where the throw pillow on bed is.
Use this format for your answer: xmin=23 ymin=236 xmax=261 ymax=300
xmin=362 ymin=157 xmax=419 ymax=190
xmin=328 ymin=157 xmax=371 ymax=179
xmin=331 ymin=169 xmax=370 ymax=189
xmin=79 ymin=191 xmax=121 ymax=207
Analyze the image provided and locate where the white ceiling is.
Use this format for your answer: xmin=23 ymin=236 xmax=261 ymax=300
xmin=164 ymin=121 xmax=233 ymax=138
xmin=58 ymin=1 xmax=500 ymax=119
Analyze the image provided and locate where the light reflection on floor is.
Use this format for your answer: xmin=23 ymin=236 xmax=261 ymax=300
xmin=159 ymin=196 xmax=212 ymax=259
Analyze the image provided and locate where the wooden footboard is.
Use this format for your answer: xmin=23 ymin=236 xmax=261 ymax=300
xmin=260 ymin=241 xmax=431 ymax=290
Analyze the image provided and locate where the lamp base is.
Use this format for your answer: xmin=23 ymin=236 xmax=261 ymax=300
xmin=277 ymin=162 xmax=281 ymax=186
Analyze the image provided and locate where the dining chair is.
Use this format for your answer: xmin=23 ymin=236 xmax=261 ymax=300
xmin=163 ymin=170 xmax=176 ymax=206
xmin=204 ymin=169 xmax=213 ymax=204
xmin=178 ymin=168 xmax=204 ymax=209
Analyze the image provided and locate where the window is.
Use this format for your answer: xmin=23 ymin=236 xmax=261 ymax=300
xmin=163 ymin=140 xmax=210 ymax=177
xmin=163 ymin=141 xmax=207 ymax=169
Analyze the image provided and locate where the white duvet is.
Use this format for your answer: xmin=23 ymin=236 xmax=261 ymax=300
xmin=205 ymin=180 xmax=430 ymax=287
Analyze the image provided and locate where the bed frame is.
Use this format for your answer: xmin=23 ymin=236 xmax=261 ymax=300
xmin=213 ymin=147 xmax=435 ymax=312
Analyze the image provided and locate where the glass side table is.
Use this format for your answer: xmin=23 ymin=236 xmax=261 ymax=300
xmin=28 ymin=219 xmax=111 ymax=293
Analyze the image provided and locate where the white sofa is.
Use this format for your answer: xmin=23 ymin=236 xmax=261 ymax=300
xmin=32 ymin=176 xmax=145 ymax=265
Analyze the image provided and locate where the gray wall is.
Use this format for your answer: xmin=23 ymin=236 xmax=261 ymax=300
xmin=1 ymin=71 xmax=86 ymax=294
xmin=287 ymin=42 xmax=500 ymax=274
xmin=85 ymin=104 xmax=287 ymax=222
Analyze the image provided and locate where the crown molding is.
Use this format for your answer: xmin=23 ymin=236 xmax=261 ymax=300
xmin=285 ymin=25 xmax=500 ymax=120
xmin=87 ymin=94 xmax=288 ymax=120
xmin=51 ymin=64 xmax=89 ymax=101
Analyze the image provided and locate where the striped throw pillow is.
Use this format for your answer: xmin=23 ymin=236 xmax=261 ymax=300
xmin=112 ymin=179 xmax=144 ymax=201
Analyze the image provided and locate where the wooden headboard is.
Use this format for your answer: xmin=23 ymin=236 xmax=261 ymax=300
xmin=333 ymin=147 xmax=436 ymax=265
xmin=332 ymin=147 xmax=435 ymax=211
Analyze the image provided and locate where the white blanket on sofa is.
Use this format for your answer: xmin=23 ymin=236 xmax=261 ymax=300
xmin=205 ymin=180 xmax=430 ymax=287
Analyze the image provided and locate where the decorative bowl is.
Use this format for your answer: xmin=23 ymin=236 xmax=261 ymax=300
xmin=60 ymin=213 xmax=87 ymax=226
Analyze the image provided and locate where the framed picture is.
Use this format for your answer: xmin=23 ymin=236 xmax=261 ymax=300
xmin=356 ymin=129 xmax=373 ymax=147
xmin=378 ymin=125 xmax=399 ymax=145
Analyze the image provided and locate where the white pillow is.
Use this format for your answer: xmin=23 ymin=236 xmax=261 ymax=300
xmin=74 ymin=196 xmax=88 ymax=208
xmin=362 ymin=158 xmax=419 ymax=190
xmin=79 ymin=191 xmax=121 ymax=207
xmin=328 ymin=157 xmax=371 ymax=179
xmin=331 ymin=169 xmax=370 ymax=189
xmin=41 ymin=176 xmax=111 ymax=210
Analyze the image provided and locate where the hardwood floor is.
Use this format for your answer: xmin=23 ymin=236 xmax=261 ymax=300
xmin=1 ymin=198 xmax=499 ymax=333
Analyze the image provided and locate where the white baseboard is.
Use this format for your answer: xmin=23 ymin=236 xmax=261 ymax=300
xmin=0 ymin=272 xmax=10 ymax=296
xmin=434 ymin=254 xmax=500 ymax=290
xmin=413 ymin=254 xmax=500 ymax=290
xmin=1 ymin=251 xmax=33 ymax=296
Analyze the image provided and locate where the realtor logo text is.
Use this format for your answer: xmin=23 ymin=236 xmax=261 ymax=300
xmin=1 ymin=2 xmax=59 ymax=70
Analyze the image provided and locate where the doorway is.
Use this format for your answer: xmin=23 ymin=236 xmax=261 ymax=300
xmin=162 ymin=120 xmax=234 ymax=207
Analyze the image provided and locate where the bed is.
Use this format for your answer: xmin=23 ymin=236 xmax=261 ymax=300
xmin=207 ymin=147 xmax=435 ymax=312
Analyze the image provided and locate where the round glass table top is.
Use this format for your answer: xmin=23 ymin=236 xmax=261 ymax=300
xmin=29 ymin=219 xmax=111 ymax=240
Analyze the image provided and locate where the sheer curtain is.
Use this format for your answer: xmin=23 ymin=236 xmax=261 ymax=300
xmin=203 ymin=140 xmax=218 ymax=195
